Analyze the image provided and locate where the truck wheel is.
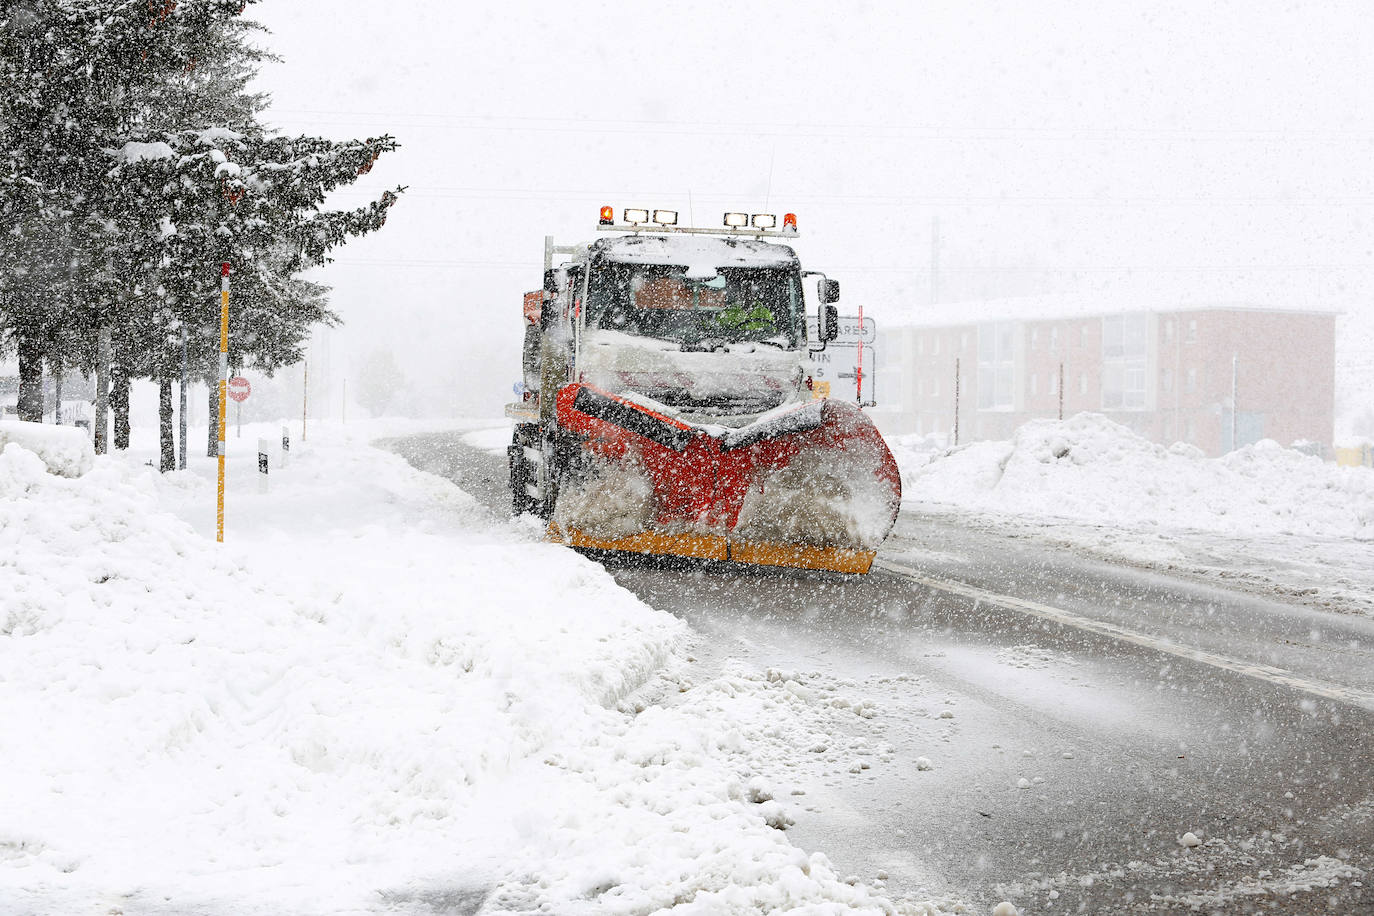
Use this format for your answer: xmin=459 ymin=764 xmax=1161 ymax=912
xmin=508 ymin=424 xmax=541 ymax=515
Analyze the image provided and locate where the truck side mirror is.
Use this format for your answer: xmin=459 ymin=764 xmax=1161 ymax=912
xmin=822 ymin=305 xmax=839 ymax=342
xmin=821 ymin=279 xmax=840 ymax=304
xmin=540 ymin=269 xmax=561 ymax=331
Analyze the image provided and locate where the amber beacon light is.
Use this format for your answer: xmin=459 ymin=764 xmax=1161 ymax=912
xmin=599 ymin=205 xmax=615 ymax=226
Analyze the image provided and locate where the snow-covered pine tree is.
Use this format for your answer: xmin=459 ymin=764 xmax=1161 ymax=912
xmin=0 ymin=0 xmax=253 ymax=421
xmin=108 ymin=127 xmax=401 ymax=465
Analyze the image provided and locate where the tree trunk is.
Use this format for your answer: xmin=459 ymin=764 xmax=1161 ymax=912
xmin=158 ymin=375 xmax=174 ymax=472
xmin=112 ymin=365 xmax=131 ymax=450
xmin=206 ymin=364 xmax=219 ymax=457
xmin=16 ymin=333 xmax=44 ymax=422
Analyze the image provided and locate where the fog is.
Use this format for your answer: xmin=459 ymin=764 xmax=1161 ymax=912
xmin=244 ymin=1 xmax=1374 ymax=429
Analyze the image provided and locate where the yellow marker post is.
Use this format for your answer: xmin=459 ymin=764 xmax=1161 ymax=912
xmin=217 ymin=263 xmax=230 ymax=542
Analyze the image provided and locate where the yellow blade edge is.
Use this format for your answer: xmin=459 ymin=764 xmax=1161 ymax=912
xmin=728 ymin=540 xmax=876 ymax=574
xmin=549 ymin=524 xmax=730 ymax=561
xmin=548 ymin=525 xmax=874 ymax=574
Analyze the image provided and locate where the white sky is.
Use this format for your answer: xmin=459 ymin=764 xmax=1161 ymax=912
xmin=249 ymin=0 xmax=1374 ymax=417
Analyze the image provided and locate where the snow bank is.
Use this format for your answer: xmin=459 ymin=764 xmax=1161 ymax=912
xmin=899 ymin=413 xmax=1374 ymax=539
xmin=0 ymin=421 xmax=94 ymax=477
xmin=0 ymin=421 xmax=925 ymax=915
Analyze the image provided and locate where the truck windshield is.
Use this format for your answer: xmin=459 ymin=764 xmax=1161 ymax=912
xmin=586 ymin=261 xmax=802 ymax=349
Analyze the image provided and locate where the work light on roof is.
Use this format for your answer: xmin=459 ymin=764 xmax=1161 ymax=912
xmin=653 ymin=209 xmax=678 ymax=226
xmin=723 ymin=212 xmax=750 ymax=228
xmin=599 ymin=205 xmax=614 ymax=226
xmin=751 ymin=213 xmax=777 ymax=230
xmin=623 ymin=208 xmax=649 ymax=225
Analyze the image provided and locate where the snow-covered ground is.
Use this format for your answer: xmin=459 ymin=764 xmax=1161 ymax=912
xmin=889 ymin=413 xmax=1374 ymax=617
xmin=0 ymin=418 xmax=966 ymax=916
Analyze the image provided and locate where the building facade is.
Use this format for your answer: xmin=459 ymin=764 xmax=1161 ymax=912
xmin=870 ymin=302 xmax=1336 ymax=457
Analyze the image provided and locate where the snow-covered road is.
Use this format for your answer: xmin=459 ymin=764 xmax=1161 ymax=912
xmin=387 ymin=427 xmax=1374 ymax=914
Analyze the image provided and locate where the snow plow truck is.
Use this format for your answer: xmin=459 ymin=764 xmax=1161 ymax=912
xmin=506 ymin=206 xmax=901 ymax=574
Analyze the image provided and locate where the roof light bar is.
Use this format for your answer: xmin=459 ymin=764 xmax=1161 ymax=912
xmin=723 ymin=212 xmax=749 ymax=228
xmin=751 ymin=213 xmax=777 ymax=230
xmin=653 ymin=209 xmax=678 ymax=226
xmin=599 ymin=205 xmax=614 ymax=226
xmin=623 ymin=208 xmax=649 ymax=225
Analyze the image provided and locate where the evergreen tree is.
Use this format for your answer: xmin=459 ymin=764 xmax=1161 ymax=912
xmin=2 ymin=1 xmax=403 ymax=466
xmin=0 ymin=0 xmax=251 ymax=420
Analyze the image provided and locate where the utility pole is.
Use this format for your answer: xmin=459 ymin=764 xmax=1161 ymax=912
xmin=930 ymin=214 xmax=941 ymax=307
xmin=953 ymin=357 xmax=960 ymax=446
xmin=1059 ymin=362 xmax=1065 ymax=421
xmin=1236 ymin=351 xmax=1247 ymax=450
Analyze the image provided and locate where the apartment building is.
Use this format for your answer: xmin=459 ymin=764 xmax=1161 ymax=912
xmin=869 ymin=296 xmax=1336 ymax=457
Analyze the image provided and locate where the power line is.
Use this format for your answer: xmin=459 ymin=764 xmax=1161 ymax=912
xmin=323 ymin=185 xmax=1374 ymax=208
xmin=266 ymin=108 xmax=1374 ymax=144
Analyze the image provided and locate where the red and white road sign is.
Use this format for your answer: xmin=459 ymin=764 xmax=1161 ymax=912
xmin=227 ymin=376 xmax=251 ymax=403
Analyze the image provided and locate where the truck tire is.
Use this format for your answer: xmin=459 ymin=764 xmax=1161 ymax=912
xmin=508 ymin=423 xmax=541 ymax=516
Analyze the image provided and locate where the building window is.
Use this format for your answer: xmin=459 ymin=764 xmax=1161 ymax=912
xmin=1030 ymin=373 xmax=1038 ymax=395
xmin=1185 ymin=417 xmax=1196 ymax=442
xmin=977 ymin=322 xmax=1016 ymax=410
xmin=1186 ymin=319 xmax=1197 ymax=342
xmin=1049 ymin=371 xmax=1058 ymax=395
xmin=1161 ymin=367 xmax=1173 ymax=393
xmin=933 ymin=336 xmax=941 ymax=355
xmin=1031 ymin=328 xmax=1039 ymax=349
xmin=1185 ymin=367 xmax=1197 ymax=392
xmin=1102 ymin=313 xmax=1149 ymax=410
xmin=1079 ymin=373 xmax=1088 ymax=395
xmin=1164 ymin=319 xmax=1175 ymax=340
xmin=1050 ymin=327 xmax=1060 ymax=351
xmin=1080 ymin=325 xmax=1089 ymax=348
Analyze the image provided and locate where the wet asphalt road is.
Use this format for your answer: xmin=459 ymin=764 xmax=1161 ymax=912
xmin=384 ymin=431 xmax=1374 ymax=915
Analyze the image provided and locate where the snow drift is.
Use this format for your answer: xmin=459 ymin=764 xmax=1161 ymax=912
xmin=894 ymin=412 xmax=1374 ymax=540
xmin=0 ymin=421 xmax=94 ymax=478
xmin=0 ymin=424 xmax=925 ymax=915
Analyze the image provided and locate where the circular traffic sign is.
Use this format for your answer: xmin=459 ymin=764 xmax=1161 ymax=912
xmin=228 ymin=376 xmax=251 ymax=403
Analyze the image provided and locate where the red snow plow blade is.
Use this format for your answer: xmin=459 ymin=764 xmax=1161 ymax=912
xmin=548 ymin=384 xmax=901 ymax=573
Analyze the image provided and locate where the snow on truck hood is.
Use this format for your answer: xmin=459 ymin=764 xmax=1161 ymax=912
xmin=580 ymin=329 xmax=806 ymax=416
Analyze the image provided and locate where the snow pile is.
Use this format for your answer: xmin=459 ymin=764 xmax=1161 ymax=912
xmin=0 ymin=424 xmax=923 ymax=915
xmin=0 ymin=421 xmax=93 ymax=478
xmin=554 ymin=453 xmax=657 ymax=539
xmin=736 ymin=441 xmax=898 ymax=549
xmin=900 ymin=413 xmax=1374 ymax=539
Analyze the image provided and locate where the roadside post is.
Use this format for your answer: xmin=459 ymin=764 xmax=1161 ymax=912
xmin=281 ymin=425 xmax=290 ymax=469
xmin=217 ymin=263 xmax=230 ymax=543
xmin=257 ymin=438 xmax=270 ymax=493
xmin=228 ymin=376 xmax=250 ymax=438
xmin=856 ymin=304 xmax=864 ymax=405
